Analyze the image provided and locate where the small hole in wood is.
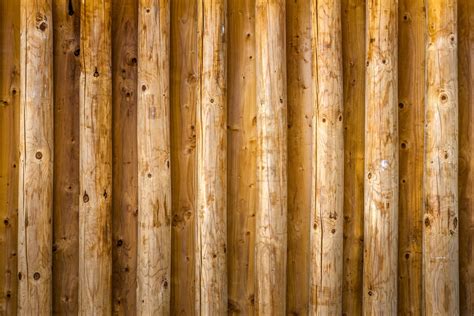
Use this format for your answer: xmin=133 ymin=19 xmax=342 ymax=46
xmin=83 ymin=193 xmax=89 ymax=203
xmin=33 ymin=272 xmax=40 ymax=280
xmin=74 ymin=49 xmax=80 ymax=56
xmin=398 ymin=102 xmax=404 ymax=109
xmin=35 ymin=151 xmax=43 ymax=160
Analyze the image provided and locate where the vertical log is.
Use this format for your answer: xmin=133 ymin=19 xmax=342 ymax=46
xmin=227 ymin=0 xmax=257 ymax=314
xmin=255 ymin=1 xmax=287 ymax=314
xmin=137 ymin=0 xmax=171 ymax=314
xmin=52 ymin=0 xmax=80 ymax=314
xmin=341 ymin=0 xmax=365 ymax=314
xmin=423 ymin=0 xmax=459 ymax=314
xmin=0 ymin=0 xmax=20 ymax=313
xmin=112 ymin=0 xmax=138 ymax=314
xmin=285 ymin=0 xmax=312 ymax=314
xmin=459 ymin=0 xmax=474 ymax=313
xmin=18 ymin=0 xmax=53 ymax=314
xmin=195 ymin=0 xmax=227 ymax=314
xmin=397 ymin=0 xmax=424 ymax=314
xmin=170 ymin=1 xmax=198 ymax=313
xmin=363 ymin=0 xmax=398 ymax=314
xmin=309 ymin=0 xmax=344 ymax=314
xmin=79 ymin=0 xmax=112 ymax=314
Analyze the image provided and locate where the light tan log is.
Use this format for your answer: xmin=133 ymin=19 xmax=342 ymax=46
xmin=363 ymin=0 xmax=398 ymax=314
xmin=309 ymin=0 xmax=344 ymax=314
xmin=79 ymin=0 xmax=112 ymax=314
xmin=137 ymin=0 xmax=171 ymax=314
xmin=423 ymin=0 xmax=459 ymax=314
xmin=17 ymin=0 xmax=53 ymax=314
xmin=255 ymin=1 xmax=287 ymax=314
xmin=195 ymin=0 xmax=227 ymax=314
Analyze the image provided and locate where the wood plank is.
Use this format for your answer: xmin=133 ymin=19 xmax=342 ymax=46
xmin=341 ymin=0 xmax=365 ymax=314
xmin=52 ymin=0 xmax=80 ymax=314
xmin=227 ymin=0 xmax=257 ymax=314
xmin=255 ymin=1 xmax=288 ymax=314
xmin=309 ymin=0 xmax=344 ymax=313
xmin=423 ymin=0 xmax=459 ymax=314
xmin=79 ymin=0 xmax=112 ymax=314
xmin=111 ymin=0 xmax=138 ymax=314
xmin=17 ymin=0 xmax=54 ymax=314
xmin=137 ymin=0 xmax=171 ymax=314
xmin=363 ymin=0 xmax=398 ymax=313
xmin=285 ymin=0 xmax=312 ymax=314
xmin=0 ymin=0 xmax=20 ymax=313
xmin=170 ymin=1 xmax=198 ymax=314
xmin=459 ymin=0 xmax=474 ymax=313
xmin=397 ymin=0 xmax=424 ymax=314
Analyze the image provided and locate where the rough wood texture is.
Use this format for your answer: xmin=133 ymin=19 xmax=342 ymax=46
xmin=170 ymin=1 xmax=198 ymax=313
xmin=195 ymin=0 xmax=227 ymax=314
xmin=285 ymin=0 xmax=312 ymax=314
xmin=397 ymin=0 xmax=424 ymax=314
xmin=52 ymin=0 xmax=80 ymax=314
xmin=137 ymin=0 xmax=171 ymax=314
xmin=363 ymin=0 xmax=398 ymax=314
xmin=423 ymin=0 xmax=459 ymax=314
xmin=459 ymin=0 xmax=474 ymax=313
xmin=255 ymin=1 xmax=287 ymax=314
xmin=227 ymin=0 xmax=257 ymax=314
xmin=0 ymin=0 xmax=20 ymax=313
xmin=112 ymin=0 xmax=138 ymax=314
xmin=79 ymin=0 xmax=112 ymax=314
xmin=18 ymin=0 xmax=54 ymax=314
xmin=309 ymin=0 xmax=344 ymax=313
xmin=341 ymin=0 xmax=365 ymax=314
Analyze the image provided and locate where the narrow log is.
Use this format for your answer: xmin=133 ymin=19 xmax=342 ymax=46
xmin=227 ymin=0 xmax=257 ymax=314
xmin=309 ymin=0 xmax=344 ymax=313
xmin=286 ymin=0 xmax=312 ymax=313
xmin=341 ymin=0 xmax=365 ymax=314
xmin=137 ymin=0 xmax=171 ymax=314
xmin=255 ymin=1 xmax=287 ymax=314
xmin=79 ymin=0 xmax=112 ymax=314
xmin=459 ymin=0 xmax=474 ymax=313
xmin=397 ymin=0 xmax=424 ymax=313
xmin=195 ymin=0 xmax=227 ymax=314
xmin=18 ymin=0 xmax=53 ymax=314
xmin=423 ymin=0 xmax=459 ymax=314
xmin=0 ymin=0 xmax=20 ymax=313
xmin=363 ymin=0 xmax=398 ymax=314
xmin=52 ymin=0 xmax=80 ymax=313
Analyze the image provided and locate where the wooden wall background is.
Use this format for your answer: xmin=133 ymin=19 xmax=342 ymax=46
xmin=0 ymin=0 xmax=473 ymax=315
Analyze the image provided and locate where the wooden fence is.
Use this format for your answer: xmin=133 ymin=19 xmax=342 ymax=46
xmin=0 ymin=0 xmax=473 ymax=314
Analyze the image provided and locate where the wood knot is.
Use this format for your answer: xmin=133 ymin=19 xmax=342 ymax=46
xmin=33 ymin=272 xmax=40 ymax=280
xmin=36 ymin=14 xmax=48 ymax=31
xmin=35 ymin=151 xmax=43 ymax=160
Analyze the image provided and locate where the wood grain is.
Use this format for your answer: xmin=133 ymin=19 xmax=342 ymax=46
xmin=363 ymin=0 xmax=398 ymax=314
xmin=0 ymin=0 xmax=20 ymax=314
xmin=18 ymin=0 xmax=54 ymax=313
xmin=423 ymin=0 xmax=459 ymax=314
xmin=52 ymin=0 xmax=80 ymax=314
xmin=227 ymin=0 xmax=257 ymax=314
xmin=79 ymin=0 xmax=112 ymax=314
xmin=255 ymin=1 xmax=288 ymax=314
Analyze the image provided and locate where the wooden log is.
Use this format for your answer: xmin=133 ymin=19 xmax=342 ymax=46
xmin=423 ymin=0 xmax=459 ymax=314
xmin=0 ymin=0 xmax=20 ymax=313
xmin=195 ymin=0 xmax=227 ymax=314
xmin=397 ymin=0 xmax=424 ymax=314
xmin=18 ymin=0 xmax=54 ymax=314
xmin=363 ymin=0 xmax=398 ymax=314
xmin=112 ymin=0 xmax=138 ymax=314
xmin=341 ymin=0 xmax=365 ymax=314
xmin=170 ymin=1 xmax=198 ymax=313
xmin=227 ymin=0 xmax=257 ymax=314
xmin=52 ymin=0 xmax=80 ymax=313
xmin=285 ymin=0 xmax=312 ymax=314
xmin=309 ymin=0 xmax=344 ymax=314
xmin=79 ymin=0 xmax=112 ymax=314
xmin=255 ymin=1 xmax=287 ymax=314
xmin=137 ymin=0 xmax=171 ymax=314
xmin=459 ymin=0 xmax=474 ymax=313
